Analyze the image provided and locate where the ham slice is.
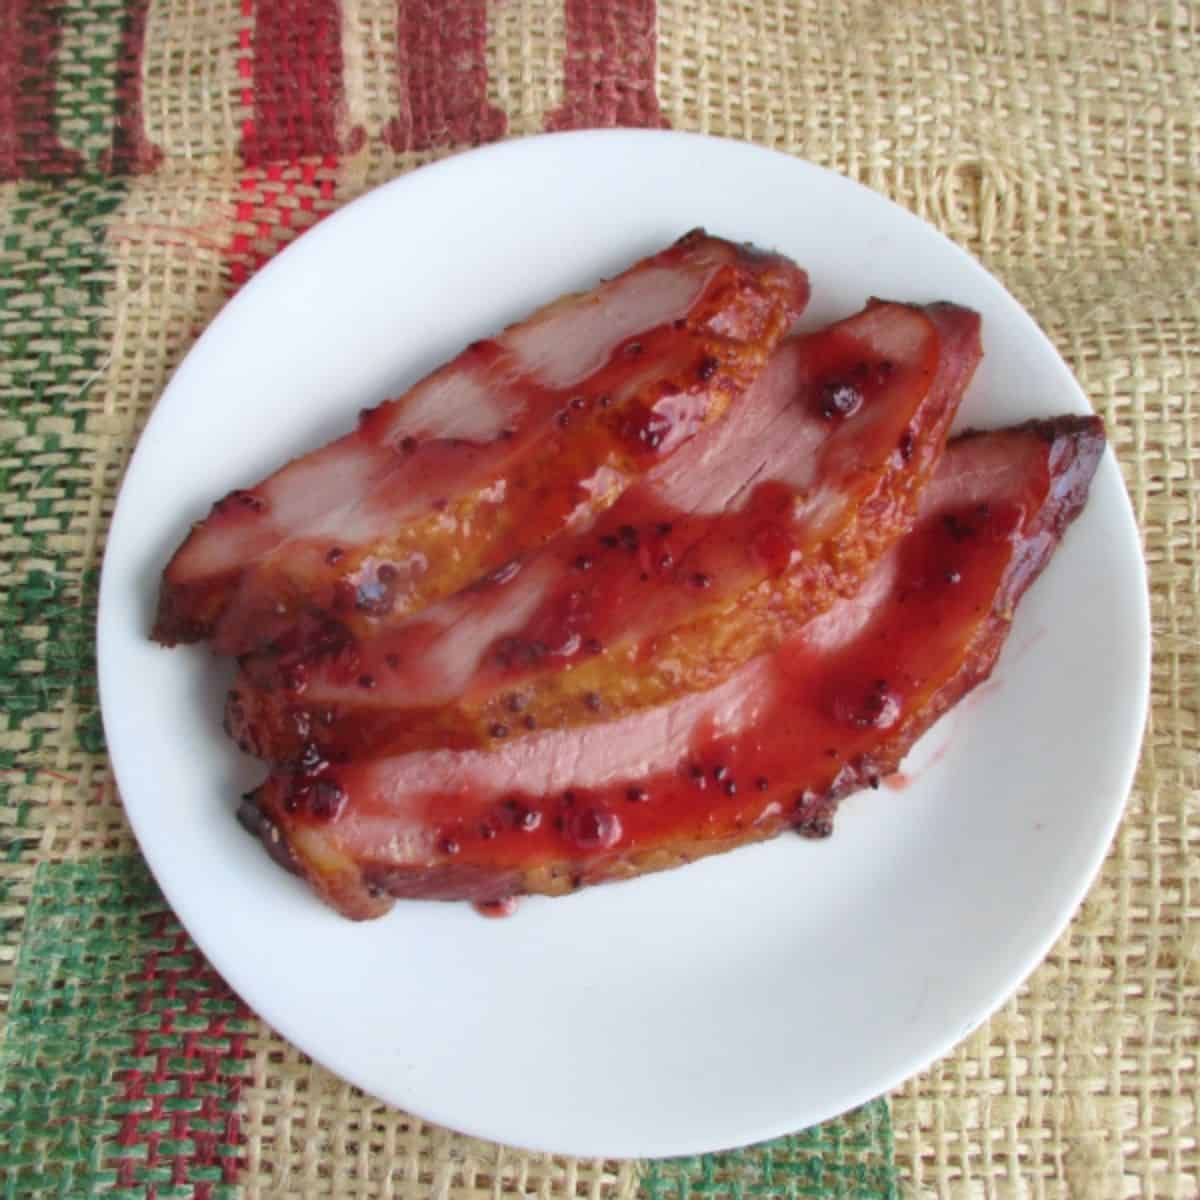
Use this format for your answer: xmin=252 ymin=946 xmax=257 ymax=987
xmin=154 ymin=231 xmax=810 ymax=655
xmin=240 ymin=415 xmax=1106 ymax=919
xmin=228 ymin=300 xmax=982 ymax=764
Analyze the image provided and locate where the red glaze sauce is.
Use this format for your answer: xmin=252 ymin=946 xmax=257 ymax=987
xmin=157 ymin=236 xmax=808 ymax=653
xmin=457 ymin=321 xmax=936 ymax=686
xmin=416 ymin=500 xmax=1019 ymax=865
xmin=276 ymin=496 xmax=1024 ymax=870
xmin=251 ymin=417 xmax=1106 ymax=918
xmin=233 ymin=302 xmax=980 ymax=765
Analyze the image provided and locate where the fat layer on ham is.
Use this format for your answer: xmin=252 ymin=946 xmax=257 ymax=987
xmin=155 ymin=230 xmax=809 ymax=655
xmin=150 ymin=235 xmax=1106 ymax=921
xmin=227 ymin=299 xmax=982 ymax=764
xmin=242 ymin=416 xmax=1105 ymax=919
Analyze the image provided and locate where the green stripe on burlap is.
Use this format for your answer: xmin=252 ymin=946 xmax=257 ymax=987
xmin=0 ymin=179 xmax=126 ymax=734
xmin=0 ymin=178 xmax=128 ymax=1017
xmin=54 ymin=0 xmax=160 ymax=175
xmin=0 ymin=858 xmax=254 ymax=1198
xmin=640 ymin=1104 xmax=897 ymax=1200
xmin=55 ymin=0 xmax=129 ymax=170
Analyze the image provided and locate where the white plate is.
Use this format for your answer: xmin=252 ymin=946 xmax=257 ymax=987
xmin=98 ymin=131 xmax=1149 ymax=1158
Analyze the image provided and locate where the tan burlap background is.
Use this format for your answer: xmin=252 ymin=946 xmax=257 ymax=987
xmin=0 ymin=2 xmax=1195 ymax=1196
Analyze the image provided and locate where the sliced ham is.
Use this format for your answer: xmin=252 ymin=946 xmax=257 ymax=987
xmin=154 ymin=230 xmax=810 ymax=655
xmin=240 ymin=415 xmax=1106 ymax=919
xmin=228 ymin=300 xmax=981 ymax=765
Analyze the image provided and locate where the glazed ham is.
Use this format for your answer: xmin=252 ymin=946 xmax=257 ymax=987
xmin=240 ymin=416 xmax=1106 ymax=919
xmin=154 ymin=231 xmax=809 ymax=655
xmin=228 ymin=300 xmax=982 ymax=764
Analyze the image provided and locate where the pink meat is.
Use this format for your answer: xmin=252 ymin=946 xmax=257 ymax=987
xmin=229 ymin=300 xmax=981 ymax=764
xmin=243 ymin=415 xmax=1106 ymax=919
xmin=155 ymin=230 xmax=809 ymax=654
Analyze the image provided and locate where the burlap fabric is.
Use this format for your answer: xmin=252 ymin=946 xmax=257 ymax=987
xmin=0 ymin=2 xmax=1194 ymax=1196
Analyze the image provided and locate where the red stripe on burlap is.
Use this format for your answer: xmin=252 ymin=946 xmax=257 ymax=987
xmin=107 ymin=913 xmax=252 ymax=1199
xmin=0 ymin=0 xmax=159 ymax=179
xmin=241 ymin=0 xmax=357 ymax=165
xmin=225 ymin=155 xmax=340 ymax=288
xmin=228 ymin=0 xmax=345 ymax=291
xmin=0 ymin=1 xmax=83 ymax=180
xmin=546 ymin=0 xmax=669 ymax=131
xmin=385 ymin=0 xmax=506 ymax=152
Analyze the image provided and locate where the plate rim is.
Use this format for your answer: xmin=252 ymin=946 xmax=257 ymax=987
xmin=97 ymin=128 xmax=1151 ymax=1158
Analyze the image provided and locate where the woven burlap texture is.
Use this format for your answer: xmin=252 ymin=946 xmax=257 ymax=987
xmin=0 ymin=1 xmax=1195 ymax=1197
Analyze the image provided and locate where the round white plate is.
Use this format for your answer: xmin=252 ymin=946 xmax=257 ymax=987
xmin=99 ymin=131 xmax=1149 ymax=1158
